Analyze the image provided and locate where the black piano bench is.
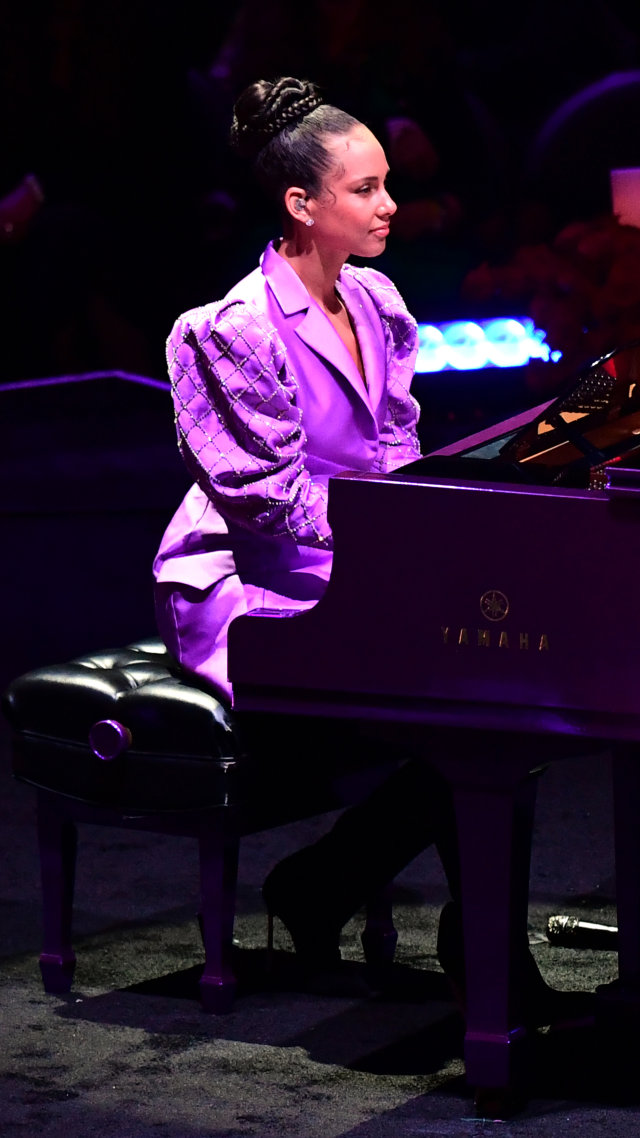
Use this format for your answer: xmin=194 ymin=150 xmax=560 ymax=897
xmin=2 ymin=640 xmax=396 ymax=1013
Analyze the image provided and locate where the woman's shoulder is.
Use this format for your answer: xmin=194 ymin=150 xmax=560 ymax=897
xmin=342 ymin=262 xmax=395 ymax=288
xmin=171 ymin=295 xmax=259 ymax=332
xmin=167 ymin=278 xmax=285 ymax=371
xmin=169 ymin=266 xmax=277 ymax=341
xmin=173 ymin=265 xmax=267 ymax=329
xmin=341 ymin=262 xmax=414 ymax=318
xmin=341 ymin=267 xmax=409 ymax=314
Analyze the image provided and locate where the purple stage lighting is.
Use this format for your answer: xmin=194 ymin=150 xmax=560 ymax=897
xmin=415 ymin=317 xmax=561 ymax=374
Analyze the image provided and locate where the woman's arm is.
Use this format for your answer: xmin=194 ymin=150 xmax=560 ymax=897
xmin=167 ymin=299 xmax=332 ymax=548
xmin=350 ymin=267 xmax=422 ymax=473
xmin=373 ymin=375 xmax=422 ymax=473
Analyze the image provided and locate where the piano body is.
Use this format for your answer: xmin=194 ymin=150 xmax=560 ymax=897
xmin=228 ymin=343 xmax=640 ymax=1101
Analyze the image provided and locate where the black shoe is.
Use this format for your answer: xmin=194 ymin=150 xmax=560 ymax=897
xmin=436 ymin=901 xmax=595 ymax=1029
xmin=262 ymin=851 xmax=373 ymax=997
xmin=262 ymin=851 xmax=343 ymax=969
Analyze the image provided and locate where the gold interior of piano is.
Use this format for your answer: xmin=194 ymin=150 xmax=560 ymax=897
xmin=497 ymin=344 xmax=640 ymax=478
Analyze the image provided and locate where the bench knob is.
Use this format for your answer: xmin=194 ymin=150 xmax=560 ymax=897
xmin=89 ymin=719 xmax=132 ymax=761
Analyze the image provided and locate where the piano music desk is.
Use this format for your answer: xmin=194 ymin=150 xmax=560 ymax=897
xmin=229 ymin=464 xmax=640 ymax=1104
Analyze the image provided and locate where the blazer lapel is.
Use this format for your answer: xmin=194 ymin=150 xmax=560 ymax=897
xmin=262 ymin=242 xmax=374 ymax=409
xmin=336 ymin=274 xmax=387 ymax=414
xmin=294 ymin=303 xmax=368 ymax=398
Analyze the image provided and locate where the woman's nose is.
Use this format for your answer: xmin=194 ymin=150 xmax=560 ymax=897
xmin=380 ymin=191 xmax=397 ymax=216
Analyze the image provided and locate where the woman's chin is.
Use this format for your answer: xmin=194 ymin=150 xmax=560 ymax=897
xmin=359 ymin=238 xmax=387 ymax=258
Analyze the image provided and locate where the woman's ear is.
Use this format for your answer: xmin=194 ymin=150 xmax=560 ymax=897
xmin=283 ymin=186 xmax=313 ymax=225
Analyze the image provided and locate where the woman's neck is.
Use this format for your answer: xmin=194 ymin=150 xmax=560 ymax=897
xmin=277 ymin=235 xmax=346 ymax=314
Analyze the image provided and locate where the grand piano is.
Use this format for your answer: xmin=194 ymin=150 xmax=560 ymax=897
xmin=228 ymin=342 xmax=640 ymax=1105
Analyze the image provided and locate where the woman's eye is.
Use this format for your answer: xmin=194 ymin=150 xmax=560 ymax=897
xmin=356 ymin=185 xmax=373 ymax=194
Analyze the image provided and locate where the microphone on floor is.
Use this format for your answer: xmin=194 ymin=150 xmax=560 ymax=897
xmin=546 ymin=913 xmax=618 ymax=949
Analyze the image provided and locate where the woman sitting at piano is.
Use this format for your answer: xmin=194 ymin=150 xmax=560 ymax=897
xmin=154 ymin=76 xmax=420 ymax=697
xmin=153 ymin=76 xmax=584 ymax=1017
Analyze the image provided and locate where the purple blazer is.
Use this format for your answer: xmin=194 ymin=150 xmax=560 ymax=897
xmin=154 ymin=241 xmax=420 ymax=699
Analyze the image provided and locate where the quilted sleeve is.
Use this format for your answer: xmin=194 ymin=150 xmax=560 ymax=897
xmin=372 ymin=378 xmax=422 ymax=472
xmin=367 ymin=275 xmax=421 ymax=473
xmin=166 ymin=300 xmax=332 ymax=548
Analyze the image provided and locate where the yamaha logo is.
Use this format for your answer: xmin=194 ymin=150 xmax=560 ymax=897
xmin=479 ymin=590 xmax=509 ymax=622
xmin=441 ymin=590 xmax=550 ymax=651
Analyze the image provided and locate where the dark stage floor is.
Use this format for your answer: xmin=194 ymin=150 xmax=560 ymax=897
xmin=1 ymin=710 xmax=639 ymax=1135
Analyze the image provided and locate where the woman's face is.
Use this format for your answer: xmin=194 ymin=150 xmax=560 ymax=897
xmin=306 ymin=126 xmax=396 ymax=258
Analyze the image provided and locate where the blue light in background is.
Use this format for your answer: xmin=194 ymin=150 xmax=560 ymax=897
xmin=415 ymin=317 xmax=561 ymax=373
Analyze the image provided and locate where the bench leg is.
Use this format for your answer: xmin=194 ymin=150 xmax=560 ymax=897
xmin=37 ymin=793 xmax=77 ymax=993
xmin=198 ymin=821 xmax=239 ymax=1013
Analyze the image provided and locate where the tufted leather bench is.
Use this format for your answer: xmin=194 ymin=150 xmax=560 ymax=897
xmin=2 ymin=639 xmax=396 ymax=1011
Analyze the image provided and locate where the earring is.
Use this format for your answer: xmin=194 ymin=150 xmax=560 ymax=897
xmin=305 ymin=218 xmax=315 ymax=227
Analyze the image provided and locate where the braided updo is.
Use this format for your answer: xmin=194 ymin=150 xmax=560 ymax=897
xmin=230 ymin=76 xmax=360 ymax=204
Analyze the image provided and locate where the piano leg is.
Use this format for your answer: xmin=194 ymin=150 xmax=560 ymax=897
xmin=434 ymin=741 xmax=540 ymax=1111
xmin=597 ymin=744 xmax=640 ymax=1026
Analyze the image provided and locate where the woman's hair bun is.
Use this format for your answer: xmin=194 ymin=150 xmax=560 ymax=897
xmin=230 ymin=77 xmax=324 ymax=160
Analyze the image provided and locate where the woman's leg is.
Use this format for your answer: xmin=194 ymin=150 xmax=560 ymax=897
xmin=262 ymin=756 xmax=459 ymax=967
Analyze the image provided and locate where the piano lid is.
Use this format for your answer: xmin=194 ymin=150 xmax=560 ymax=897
xmin=404 ymin=340 xmax=640 ymax=488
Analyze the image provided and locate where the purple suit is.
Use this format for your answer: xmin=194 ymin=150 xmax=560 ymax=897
xmin=154 ymin=241 xmax=420 ymax=699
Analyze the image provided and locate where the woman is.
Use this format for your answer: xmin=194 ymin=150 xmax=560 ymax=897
xmin=154 ymin=77 xmax=585 ymax=1018
xmin=154 ymin=77 xmax=421 ymax=697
